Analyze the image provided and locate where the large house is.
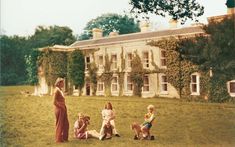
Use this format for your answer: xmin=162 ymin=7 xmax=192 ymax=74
xmin=38 ymin=12 xmax=235 ymax=99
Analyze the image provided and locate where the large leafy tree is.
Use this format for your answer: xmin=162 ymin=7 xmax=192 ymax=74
xmin=179 ymin=16 xmax=235 ymax=76
xmin=179 ymin=16 xmax=235 ymax=102
xmin=0 ymin=35 xmax=29 ymax=85
xmin=29 ymin=25 xmax=76 ymax=48
xmin=78 ymin=13 xmax=140 ymax=40
xmin=129 ymin=0 xmax=204 ymax=24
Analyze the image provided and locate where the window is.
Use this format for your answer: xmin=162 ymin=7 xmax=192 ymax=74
xmin=160 ymin=50 xmax=166 ymax=67
xmin=111 ymin=76 xmax=118 ymax=91
xmin=143 ymin=52 xmax=149 ymax=68
xmin=190 ymin=73 xmax=200 ymax=95
xmin=97 ymin=81 xmax=104 ymax=92
xmin=160 ymin=75 xmax=168 ymax=93
xmin=111 ymin=54 xmax=117 ymax=70
xmin=228 ymin=80 xmax=235 ymax=97
xmin=143 ymin=75 xmax=149 ymax=92
xmin=98 ymin=55 xmax=104 ymax=68
xmin=127 ymin=53 xmax=132 ymax=68
xmin=85 ymin=56 xmax=90 ymax=69
xmin=127 ymin=75 xmax=133 ymax=91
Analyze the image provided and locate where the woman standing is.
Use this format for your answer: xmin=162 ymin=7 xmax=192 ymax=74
xmin=53 ymin=78 xmax=69 ymax=143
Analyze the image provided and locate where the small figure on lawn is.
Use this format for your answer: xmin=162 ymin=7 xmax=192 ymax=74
xmin=99 ymin=102 xmax=120 ymax=140
xmin=131 ymin=104 xmax=155 ymax=140
xmin=74 ymin=113 xmax=101 ymax=139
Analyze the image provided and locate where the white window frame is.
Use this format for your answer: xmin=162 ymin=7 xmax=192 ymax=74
xmin=190 ymin=73 xmax=200 ymax=95
xmin=142 ymin=75 xmax=149 ymax=92
xmin=160 ymin=50 xmax=167 ymax=67
xmin=126 ymin=75 xmax=133 ymax=92
xmin=227 ymin=80 xmax=235 ymax=97
xmin=111 ymin=54 xmax=117 ymax=70
xmin=126 ymin=53 xmax=133 ymax=69
xmin=85 ymin=56 xmax=91 ymax=70
xmin=160 ymin=74 xmax=168 ymax=94
xmin=98 ymin=55 xmax=104 ymax=69
xmin=142 ymin=51 xmax=149 ymax=68
xmin=111 ymin=76 xmax=118 ymax=92
xmin=97 ymin=81 xmax=104 ymax=92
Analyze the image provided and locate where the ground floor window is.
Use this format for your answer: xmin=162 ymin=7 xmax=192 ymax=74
xmin=228 ymin=80 xmax=235 ymax=97
xmin=127 ymin=75 xmax=133 ymax=91
xmin=143 ymin=75 xmax=149 ymax=92
xmin=97 ymin=81 xmax=104 ymax=92
xmin=190 ymin=73 xmax=200 ymax=95
xmin=111 ymin=76 xmax=118 ymax=92
xmin=160 ymin=74 xmax=168 ymax=94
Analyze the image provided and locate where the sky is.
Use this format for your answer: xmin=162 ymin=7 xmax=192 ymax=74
xmin=0 ymin=0 xmax=228 ymax=36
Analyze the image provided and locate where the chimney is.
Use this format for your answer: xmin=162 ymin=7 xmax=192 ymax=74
xmin=109 ymin=31 xmax=119 ymax=37
xmin=92 ymin=28 xmax=103 ymax=39
xmin=140 ymin=21 xmax=150 ymax=32
xmin=226 ymin=0 xmax=235 ymax=14
xmin=169 ymin=19 xmax=178 ymax=29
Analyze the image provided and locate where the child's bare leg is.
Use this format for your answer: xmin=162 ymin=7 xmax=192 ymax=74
xmin=87 ymin=130 xmax=100 ymax=139
xmin=141 ymin=126 xmax=150 ymax=138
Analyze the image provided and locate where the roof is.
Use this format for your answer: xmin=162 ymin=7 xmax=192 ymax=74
xmin=70 ymin=26 xmax=204 ymax=49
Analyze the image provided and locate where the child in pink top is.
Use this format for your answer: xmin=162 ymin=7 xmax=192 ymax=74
xmin=74 ymin=113 xmax=101 ymax=139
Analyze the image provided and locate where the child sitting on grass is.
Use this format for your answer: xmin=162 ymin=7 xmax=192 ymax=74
xmin=99 ymin=102 xmax=120 ymax=140
xmin=131 ymin=104 xmax=155 ymax=140
xmin=74 ymin=113 xmax=101 ymax=139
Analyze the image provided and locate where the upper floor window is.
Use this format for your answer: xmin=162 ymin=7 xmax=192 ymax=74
xmin=143 ymin=75 xmax=149 ymax=92
xmin=160 ymin=74 xmax=168 ymax=93
xmin=85 ymin=56 xmax=91 ymax=69
xmin=111 ymin=54 xmax=117 ymax=70
xmin=160 ymin=50 xmax=166 ymax=67
xmin=228 ymin=80 xmax=235 ymax=97
xmin=143 ymin=51 xmax=149 ymax=68
xmin=97 ymin=81 xmax=104 ymax=92
xmin=111 ymin=76 xmax=118 ymax=92
xmin=127 ymin=75 xmax=133 ymax=91
xmin=127 ymin=53 xmax=132 ymax=68
xmin=98 ymin=55 xmax=104 ymax=68
xmin=190 ymin=73 xmax=200 ymax=95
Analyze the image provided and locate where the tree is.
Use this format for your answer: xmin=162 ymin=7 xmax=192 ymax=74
xmin=68 ymin=50 xmax=85 ymax=95
xmin=179 ymin=16 xmax=235 ymax=102
xmin=226 ymin=0 xmax=235 ymax=8
xmin=0 ymin=35 xmax=29 ymax=85
xmin=78 ymin=13 xmax=140 ymax=40
xmin=129 ymin=0 xmax=204 ymax=24
xmin=29 ymin=25 xmax=76 ymax=48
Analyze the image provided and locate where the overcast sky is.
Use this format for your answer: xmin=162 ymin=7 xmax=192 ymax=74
xmin=1 ymin=0 xmax=227 ymax=36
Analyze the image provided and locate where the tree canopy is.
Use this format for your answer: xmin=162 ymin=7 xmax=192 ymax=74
xmin=179 ymin=16 xmax=235 ymax=77
xmin=78 ymin=13 xmax=140 ymax=40
xmin=129 ymin=0 xmax=204 ymax=24
xmin=0 ymin=35 xmax=29 ymax=85
xmin=29 ymin=25 xmax=76 ymax=48
xmin=0 ymin=25 xmax=76 ymax=85
xmin=178 ymin=16 xmax=235 ymax=102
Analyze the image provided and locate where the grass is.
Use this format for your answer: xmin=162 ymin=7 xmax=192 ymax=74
xmin=0 ymin=86 xmax=235 ymax=147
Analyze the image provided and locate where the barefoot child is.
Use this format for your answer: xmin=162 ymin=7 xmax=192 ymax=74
xmin=74 ymin=113 xmax=101 ymax=139
xmin=131 ymin=104 xmax=155 ymax=140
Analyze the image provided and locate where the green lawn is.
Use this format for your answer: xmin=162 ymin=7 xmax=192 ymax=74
xmin=1 ymin=86 xmax=235 ymax=147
